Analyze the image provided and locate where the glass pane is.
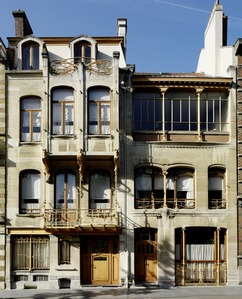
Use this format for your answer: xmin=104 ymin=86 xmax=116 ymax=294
xmin=23 ymin=46 xmax=30 ymax=70
xmin=89 ymin=102 xmax=98 ymax=134
xmin=53 ymin=103 xmax=62 ymax=134
xmin=53 ymin=89 xmax=73 ymax=101
xmin=101 ymin=103 xmax=110 ymax=134
xmin=32 ymin=46 xmax=39 ymax=69
xmin=56 ymin=174 xmax=65 ymax=208
xmin=64 ymin=104 xmax=74 ymax=134
xmin=21 ymin=111 xmax=30 ymax=141
xmin=67 ymin=174 xmax=76 ymax=208
xmin=89 ymin=88 xmax=109 ymax=101
xmin=90 ymin=171 xmax=110 ymax=209
xmin=33 ymin=111 xmax=41 ymax=141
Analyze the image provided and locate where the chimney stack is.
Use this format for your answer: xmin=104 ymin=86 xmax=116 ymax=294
xmin=117 ymin=18 xmax=127 ymax=55
xmin=12 ymin=10 xmax=33 ymax=37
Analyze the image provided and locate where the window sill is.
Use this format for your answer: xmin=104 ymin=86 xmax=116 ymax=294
xmin=16 ymin=213 xmax=43 ymax=218
xmin=87 ymin=134 xmax=113 ymax=139
xmin=19 ymin=141 xmax=42 ymax=146
xmin=56 ymin=265 xmax=77 ymax=271
xmin=51 ymin=134 xmax=75 ymax=139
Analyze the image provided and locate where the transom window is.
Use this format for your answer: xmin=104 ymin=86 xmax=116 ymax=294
xmin=135 ymin=167 xmax=194 ymax=209
xmin=89 ymin=170 xmax=111 ymax=209
xmin=22 ymin=41 xmax=39 ymax=70
xmin=133 ymin=91 xmax=228 ymax=132
xmin=20 ymin=170 xmax=41 ymax=214
xmin=12 ymin=235 xmax=49 ymax=270
xmin=20 ymin=97 xmax=41 ymax=142
xmin=52 ymin=88 xmax=74 ymax=135
xmin=88 ymin=87 xmax=111 ymax=135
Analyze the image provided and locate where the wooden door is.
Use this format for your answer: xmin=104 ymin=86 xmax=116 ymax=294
xmin=135 ymin=228 xmax=157 ymax=283
xmin=81 ymin=236 xmax=119 ymax=285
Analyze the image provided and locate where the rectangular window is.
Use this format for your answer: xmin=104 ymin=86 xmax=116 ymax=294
xmin=88 ymin=88 xmax=110 ymax=135
xmin=12 ymin=236 xmax=49 ymax=270
xmin=21 ymin=98 xmax=41 ymax=142
xmin=52 ymin=88 xmax=74 ymax=135
xmin=59 ymin=239 xmax=71 ymax=264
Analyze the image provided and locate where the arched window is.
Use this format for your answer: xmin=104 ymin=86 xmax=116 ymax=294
xmin=55 ymin=172 xmax=76 ymax=209
xmin=88 ymin=87 xmax=111 ymax=135
xmin=22 ymin=41 xmax=39 ymax=70
xmin=52 ymin=88 xmax=74 ymax=135
xmin=89 ymin=170 xmax=111 ymax=209
xmin=208 ymin=166 xmax=226 ymax=209
xmin=20 ymin=97 xmax=41 ymax=142
xmin=20 ymin=170 xmax=41 ymax=214
xmin=74 ymin=41 xmax=91 ymax=64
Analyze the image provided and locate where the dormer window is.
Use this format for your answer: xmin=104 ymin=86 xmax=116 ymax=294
xmin=74 ymin=41 xmax=91 ymax=64
xmin=22 ymin=41 xmax=39 ymax=70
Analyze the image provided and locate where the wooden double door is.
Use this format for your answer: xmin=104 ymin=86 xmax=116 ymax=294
xmin=135 ymin=228 xmax=158 ymax=283
xmin=81 ymin=236 xmax=119 ymax=285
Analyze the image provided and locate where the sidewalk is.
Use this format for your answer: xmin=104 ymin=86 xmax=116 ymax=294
xmin=1 ymin=286 xmax=242 ymax=299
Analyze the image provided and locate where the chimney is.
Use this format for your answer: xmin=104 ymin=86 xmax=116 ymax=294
xmin=117 ymin=18 xmax=127 ymax=56
xmin=12 ymin=10 xmax=33 ymax=37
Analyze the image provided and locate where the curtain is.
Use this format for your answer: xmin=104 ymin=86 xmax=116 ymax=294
xmin=101 ymin=103 xmax=110 ymax=134
xmin=177 ymin=175 xmax=193 ymax=198
xmin=55 ymin=173 xmax=76 ymax=209
xmin=89 ymin=102 xmax=98 ymax=134
xmin=208 ymin=176 xmax=223 ymax=190
xmin=65 ymin=104 xmax=74 ymax=134
xmin=53 ymin=103 xmax=62 ymax=134
xmin=136 ymin=174 xmax=152 ymax=191
xmin=186 ymin=244 xmax=214 ymax=260
xmin=67 ymin=174 xmax=76 ymax=208
xmin=22 ymin=111 xmax=30 ymax=141
xmin=32 ymin=237 xmax=49 ymax=269
xmin=22 ymin=173 xmax=40 ymax=211
xmin=33 ymin=111 xmax=41 ymax=141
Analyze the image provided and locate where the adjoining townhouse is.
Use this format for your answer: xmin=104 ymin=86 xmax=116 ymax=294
xmin=2 ymin=1 xmax=241 ymax=290
xmin=0 ymin=38 xmax=6 ymax=289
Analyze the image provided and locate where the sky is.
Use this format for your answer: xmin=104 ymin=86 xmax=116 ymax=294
xmin=1 ymin=0 xmax=242 ymax=73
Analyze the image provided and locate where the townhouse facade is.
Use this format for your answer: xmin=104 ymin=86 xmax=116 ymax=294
xmin=1 ymin=1 xmax=242 ymax=289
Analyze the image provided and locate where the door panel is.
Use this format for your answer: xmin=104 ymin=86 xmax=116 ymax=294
xmin=92 ymin=255 xmax=109 ymax=283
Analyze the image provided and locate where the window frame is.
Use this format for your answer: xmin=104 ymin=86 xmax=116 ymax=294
xmin=19 ymin=170 xmax=41 ymax=214
xmin=74 ymin=41 xmax=92 ymax=64
xmin=89 ymin=170 xmax=112 ymax=210
xmin=12 ymin=235 xmax=50 ymax=270
xmin=208 ymin=166 xmax=226 ymax=209
xmin=88 ymin=87 xmax=111 ymax=135
xmin=52 ymin=87 xmax=74 ymax=135
xmin=22 ymin=41 xmax=40 ymax=70
xmin=20 ymin=97 xmax=41 ymax=142
xmin=59 ymin=238 xmax=71 ymax=265
xmin=55 ymin=171 xmax=76 ymax=209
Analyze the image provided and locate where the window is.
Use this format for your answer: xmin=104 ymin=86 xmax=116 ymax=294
xmin=201 ymin=92 xmax=228 ymax=131
xmin=89 ymin=170 xmax=111 ymax=209
xmin=135 ymin=167 xmax=194 ymax=209
xmin=74 ymin=41 xmax=91 ymax=64
xmin=59 ymin=238 xmax=71 ymax=264
xmin=20 ymin=97 xmax=41 ymax=142
xmin=55 ymin=172 xmax=76 ymax=209
xmin=88 ymin=87 xmax=110 ymax=135
xmin=208 ymin=167 xmax=226 ymax=209
xmin=52 ymin=88 xmax=74 ymax=135
xmin=12 ymin=236 xmax=49 ymax=270
xmin=20 ymin=170 xmax=41 ymax=214
xmin=133 ymin=91 xmax=228 ymax=132
xmin=22 ymin=41 xmax=39 ymax=70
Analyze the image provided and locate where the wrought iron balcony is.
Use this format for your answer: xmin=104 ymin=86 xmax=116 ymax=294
xmin=44 ymin=208 xmax=121 ymax=232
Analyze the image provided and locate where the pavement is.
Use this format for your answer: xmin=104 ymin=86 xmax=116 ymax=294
xmin=0 ymin=286 xmax=242 ymax=299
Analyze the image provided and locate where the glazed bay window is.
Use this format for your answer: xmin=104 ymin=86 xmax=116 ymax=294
xmin=208 ymin=167 xmax=226 ymax=209
xmin=12 ymin=236 xmax=49 ymax=270
xmin=22 ymin=41 xmax=39 ymax=70
xmin=52 ymin=88 xmax=74 ymax=135
xmin=133 ymin=91 xmax=228 ymax=132
xmin=21 ymin=97 xmax=41 ymax=142
xmin=88 ymin=87 xmax=110 ymax=135
xmin=89 ymin=170 xmax=111 ymax=209
xmin=20 ymin=170 xmax=41 ymax=214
